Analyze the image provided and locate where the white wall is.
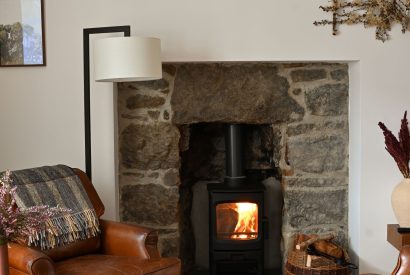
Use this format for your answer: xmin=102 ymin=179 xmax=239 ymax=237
xmin=0 ymin=0 xmax=22 ymax=24
xmin=1 ymin=0 xmax=409 ymax=273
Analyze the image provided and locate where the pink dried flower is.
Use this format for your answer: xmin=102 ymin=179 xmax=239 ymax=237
xmin=378 ymin=111 xmax=410 ymax=178
xmin=0 ymin=170 xmax=70 ymax=245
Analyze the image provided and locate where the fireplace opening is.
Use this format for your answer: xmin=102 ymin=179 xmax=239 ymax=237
xmin=178 ymin=122 xmax=282 ymax=275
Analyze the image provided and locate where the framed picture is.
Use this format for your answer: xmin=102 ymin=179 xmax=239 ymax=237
xmin=0 ymin=0 xmax=45 ymax=66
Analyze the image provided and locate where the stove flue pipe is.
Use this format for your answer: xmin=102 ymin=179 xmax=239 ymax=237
xmin=225 ymin=123 xmax=246 ymax=186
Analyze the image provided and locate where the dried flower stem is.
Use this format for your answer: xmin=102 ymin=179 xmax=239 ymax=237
xmin=378 ymin=111 xmax=410 ymax=178
xmin=0 ymin=171 xmax=70 ymax=244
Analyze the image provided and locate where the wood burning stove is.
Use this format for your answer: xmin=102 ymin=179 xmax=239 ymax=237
xmin=208 ymin=124 xmax=267 ymax=275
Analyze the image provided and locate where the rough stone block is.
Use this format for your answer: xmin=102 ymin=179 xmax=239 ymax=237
xmin=159 ymin=233 xmax=179 ymax=257
xmin=287 ymin=135 xmax=347 ymax=173
xmin=148 ymin=111 xmax=160 ymax=119
xmin=171 ymin=63 xmax=304 ymax=124
xmin=126 ymin=78 xmax=169 ymax=91
xmin=283 ymin=188 xmax=347 ymax=229
xmin=120 ymin=114 xmax=148 ymax=121
xmin=331 ymin=69 xmax=348 ymax=81
xmin=290 ymin=69 xmax=327 ymax=82
xmin=163 ymin=169 xmax=181 ymax=187
xmin=287 ymin=120 xmax=347 ymax=136
xmin=282 ymin=63 xmax=308 ymax=69
xmin=120 ymin=123 xmax=180 ymax=170
xmin=305 ymin=84 xmax=348 ymax=116
xmin=148 ymin=172 xmax=160 ymax=178
xmin=121 ymin=184 xmax=178 ymax=226
xmin=178 ymin=125 xmax=190 ymax=152
xmin=271 ymin=125 xmax=284 ymax=168
xmin=245 ymin=125 xmax=276 ymax=170
xmin=126 ymin=94 xmax=166 ymax=109
xmin=121 ymin=171 xmax=145 ymax=178
xmin=283 ymin=176 xmax=347 ymax=188
xmin=163 ymin=64 xmax=177 ymax=76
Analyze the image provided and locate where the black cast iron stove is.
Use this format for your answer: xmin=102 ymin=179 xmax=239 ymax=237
xmin=208 ymin=124 xmax=267 ymax=275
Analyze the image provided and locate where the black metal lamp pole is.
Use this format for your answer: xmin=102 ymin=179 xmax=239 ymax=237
xmin=83 ymin=26 xmax=131 ymax=180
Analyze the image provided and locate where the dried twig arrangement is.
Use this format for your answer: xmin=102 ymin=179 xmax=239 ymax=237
xmin=378 ymin=111 xmax=410 ymax=178
xmin=314 ymin=0 xmax=410 ymax=42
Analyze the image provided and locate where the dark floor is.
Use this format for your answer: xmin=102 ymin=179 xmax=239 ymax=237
xmin=193 ymin=269 xmax=282 ymax=275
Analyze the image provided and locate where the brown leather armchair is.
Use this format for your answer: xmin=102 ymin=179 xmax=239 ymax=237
xmin=392 ymin=245 xmax=410 ymax=275
xmin=8 ymin=168 xmax=181 ymax=275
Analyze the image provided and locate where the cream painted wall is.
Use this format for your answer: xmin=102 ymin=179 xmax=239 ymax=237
xmin=0 ymin=0 xmax=409 ymax=273
xmin=0 ymin=0 xmax=22 ymax=24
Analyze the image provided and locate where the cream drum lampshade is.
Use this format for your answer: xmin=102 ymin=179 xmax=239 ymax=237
xmin=93 ymin=36 xmax=162 ymax=82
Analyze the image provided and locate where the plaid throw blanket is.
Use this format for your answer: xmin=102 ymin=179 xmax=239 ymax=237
xmin=11 ymin=165 xmax=100 ymax=250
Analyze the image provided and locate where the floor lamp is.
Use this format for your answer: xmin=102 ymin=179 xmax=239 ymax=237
xmin=83 ymin=25 xmax=161 ymax=180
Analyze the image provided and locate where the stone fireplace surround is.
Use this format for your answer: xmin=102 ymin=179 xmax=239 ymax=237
xmin=117 ymin=62 xmax=349 ymax=273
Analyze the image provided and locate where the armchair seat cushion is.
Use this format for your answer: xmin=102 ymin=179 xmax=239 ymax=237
xmin=55 ymin=255 xmax=181 ymax=275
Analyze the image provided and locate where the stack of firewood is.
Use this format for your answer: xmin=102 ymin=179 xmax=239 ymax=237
xmin=285 ymin=233 xmax=352 ymax=275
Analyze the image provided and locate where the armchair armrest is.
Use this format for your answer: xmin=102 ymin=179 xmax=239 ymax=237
xmin=100 ymin=219 xmax=161 ymax=260
xmin=8 ymin=242 xmax=56 ymax=275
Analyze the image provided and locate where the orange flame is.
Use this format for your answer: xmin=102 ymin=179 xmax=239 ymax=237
xmin=231 ymin=202 xmax=258 ymax=240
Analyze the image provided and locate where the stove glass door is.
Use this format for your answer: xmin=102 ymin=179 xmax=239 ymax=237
xmin=215 ymin=202 xmax=258 ymax=240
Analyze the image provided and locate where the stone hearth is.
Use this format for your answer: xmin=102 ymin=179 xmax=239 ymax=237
xmin=117 ymin=62 xmax=349 ymax=273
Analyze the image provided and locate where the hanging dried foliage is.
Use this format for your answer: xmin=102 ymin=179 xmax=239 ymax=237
xmin=314 ymin=0 xmax=410 ymax=42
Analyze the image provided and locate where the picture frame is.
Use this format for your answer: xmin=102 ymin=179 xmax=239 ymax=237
xmin=0 ymin=0 xmax=46 ymax=66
